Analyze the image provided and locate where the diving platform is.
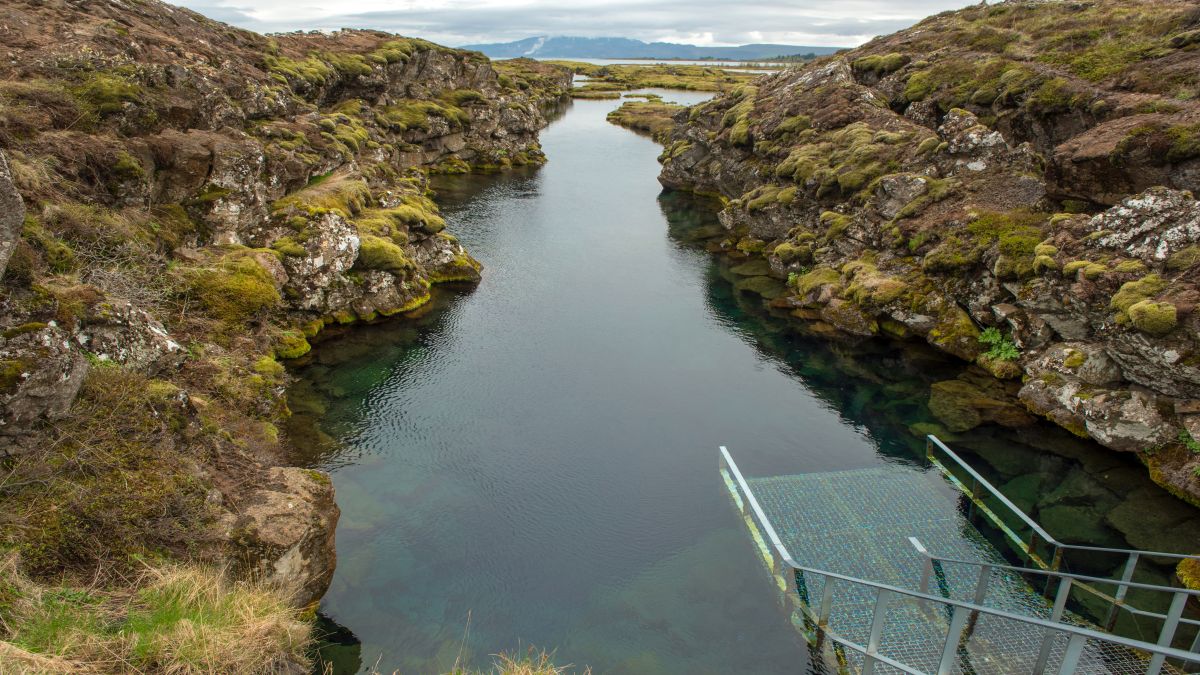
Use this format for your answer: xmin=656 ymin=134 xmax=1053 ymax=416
xmin=720 ymin=438 xmax=1200 ymax=675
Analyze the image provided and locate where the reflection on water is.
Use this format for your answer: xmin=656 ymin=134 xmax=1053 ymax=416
xmin=289 ymin=93 xmax=1200 ymax=674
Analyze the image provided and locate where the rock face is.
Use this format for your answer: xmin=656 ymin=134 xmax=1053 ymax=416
xmin=0 ymin=0 xmax=569 ymax=607
xmin=0 ymin=152 xmax=22 ymax=279
xmin=659 ymin=0 xmax=1200 ymax=502
xmin=230 ymin=468 xmax=340 ymax=608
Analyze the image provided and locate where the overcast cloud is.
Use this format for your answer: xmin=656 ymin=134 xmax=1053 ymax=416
xmin=169 ymin=0 xmax=979 ymax=48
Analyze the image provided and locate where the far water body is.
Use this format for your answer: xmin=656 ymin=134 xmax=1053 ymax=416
xmin=289 ymin=88 xmax=1200 ymax=673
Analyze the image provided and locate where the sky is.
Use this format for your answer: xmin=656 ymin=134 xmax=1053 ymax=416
xmin=170 ymin=0 xmax=981 ymax=48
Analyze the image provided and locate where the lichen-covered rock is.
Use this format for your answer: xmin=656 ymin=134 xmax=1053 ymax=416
xmin=0 ymin=151 xmax=23 ymax=280
xmin=76 ymin=301 xmax=184 ymax=374
xmin=0 ymin=324 xmax=88 ymax=451
xmin=279 ymin=213 xmax=362 ymax=313
xmin=1090 ymin=187 xmax=1200 ymax=263
xmin=230 ymin=467 xmax=339 ymax=609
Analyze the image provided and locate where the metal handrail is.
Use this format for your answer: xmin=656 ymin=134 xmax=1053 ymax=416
xmin=720 ymin=446 xmax=1200 ymax=675
xmin=926 ymin=435 xmax=1200 ymax=564
xmin=910 ymin=538 xmax=1200 ymax=655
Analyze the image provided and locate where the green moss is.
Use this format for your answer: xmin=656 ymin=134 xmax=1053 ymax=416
xmin=845 ymin=265 xmax=907 ymax=307
xmin=273 ymin=175 xmax=370 ymax=218
xmin=923 ymin=236 xmax=982 ymax=272
xmin=1167 ymin=245 xmax=1200 ymax=271
xmin=1127 ymin=300 xmax=1177 ymax=335
xmin=772 ymin=241 xmax=810 ymax=264
xmin=376 ymin=100 xmax=469 ymax=132
xmin=915 ymin=137 xmax=941 ymax=155
xmin=188 ymin=184 xmax=233 ymax=205
xmin=1033 ymin=254 xmax=1059 ymax=274
xmin=1165 ymin=124 xmax=1200 ymax=163
xmin=1179 ymin=558 xmax=1200 ymax=592
xmin=1113 ymin=259 xmax=1147 ymax=274
xmin=0 ymin=359 xmax=28 ymax=393
xmin=71 ymin=72 xmax=142 ymax=116
xmin=188 ymin=257 xmax=280 ymax=323
xmin=428 ymin=254 xmax=483 ymax=283
xmin=271 ymin=236 xmax=306 ymax=257
xmin=736 ymin=238 xmax=766 ymax=254
xmin=776 ymin=114 xmax=811 ymax=134
xmin=967 ymin=210 xmax=1047 ymax=257
xmin=357 ymin=235 xmax=412 ymax=272
xmin=744 ymin=186 xmax=783 ymax=211
xmin=275 ymin=330 xmax=311 ymax=360
xmin=2 ymin=322 xmax=48 ymax=339
xmin=794 ymin=267 xmax=842 ymax=295
xmin=1111 ymin=274 xmax=1166 ymax=313
xmin=22 ymin=215 xmax=77 ymax=273
xmin=1063 ymin=349 xmax=1087 ymax=369
xmin=264 ymin=54 xmax=335 ymax=86
xmin=853 ymin=53 xmax=909 ymax=75
xmin=819 ymin=211 xmax=852 ymax=240
xmin=252 ymin=356 xmax=285 ymax=378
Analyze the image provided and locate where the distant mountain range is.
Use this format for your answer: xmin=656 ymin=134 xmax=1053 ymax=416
xmin=460 ymin=36 xmax=843 ymax=61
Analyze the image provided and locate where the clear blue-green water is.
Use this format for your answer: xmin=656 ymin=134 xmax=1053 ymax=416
xmin=288 ymin=90 xmax=1200 ymax=674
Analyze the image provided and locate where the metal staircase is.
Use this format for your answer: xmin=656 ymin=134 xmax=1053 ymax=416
xmin=719 ymin=437 xmax=1200 ymax=674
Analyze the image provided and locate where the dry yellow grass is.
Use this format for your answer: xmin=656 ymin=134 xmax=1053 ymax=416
xmin=0 ymin=555 xmax=311 ymax=674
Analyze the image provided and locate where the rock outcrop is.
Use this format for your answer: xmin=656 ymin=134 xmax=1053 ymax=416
xmin=0 ymin=0 xmax=569 ymax=607
xmin=659 ymin=0 xmax=1200 ymax=502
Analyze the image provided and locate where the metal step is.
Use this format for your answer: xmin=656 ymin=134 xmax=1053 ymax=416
xmin=720 ymin=446 xmax=1200 ymax=675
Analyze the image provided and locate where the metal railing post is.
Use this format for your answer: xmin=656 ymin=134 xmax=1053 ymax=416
xmin=1035 ymin=577 xmax=1073 ymax=672
xmin=937 ymin=605 xmax=970 ymax=675
xmin=964 ymin=564 xmax=991 ymax=638
xmin=861 ymin=589 xmax=892 ymax=675
xmin=818 ymin=577 xmax=835 ymax=628
xmin=1106 ymin=551 xmax=1139 ymax=631
xmin=1056 ymin=634 xmax=1087 ymax=674
xmin=1147 ymin=591 xmax=1190 ymax=675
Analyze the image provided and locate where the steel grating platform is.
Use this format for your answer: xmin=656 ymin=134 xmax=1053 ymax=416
xmin=730 ymin=464 xmax=1168 ymax=674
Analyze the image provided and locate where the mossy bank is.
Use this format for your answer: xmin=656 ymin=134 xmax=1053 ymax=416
xmin=0 ymin=0 xmax=570 ymax=668
xmin=655 ymin=0 xmax=1200 ymax=505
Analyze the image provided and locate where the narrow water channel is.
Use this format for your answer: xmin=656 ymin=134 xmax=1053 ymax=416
xmin=288 ymin=90 xmax=1200 ymax=674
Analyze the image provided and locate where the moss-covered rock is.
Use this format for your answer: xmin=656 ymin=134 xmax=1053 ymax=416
xmin=1126 ymin=300 xmax=1177 ymax=335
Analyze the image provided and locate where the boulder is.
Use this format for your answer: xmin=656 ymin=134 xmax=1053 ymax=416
xmin=230 ymin=467 xmax=339 ymax=609
xmin=0 ymin=151 xmax=23 ymax=280
xmin=0 ymin=324 xmax=89 ymax=451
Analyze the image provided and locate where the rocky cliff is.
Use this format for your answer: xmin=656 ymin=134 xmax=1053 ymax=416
xmin=659 ymin=0 xmax=1200 ymax=502
xmin=0 ymin=0 xmax=569 ymax=607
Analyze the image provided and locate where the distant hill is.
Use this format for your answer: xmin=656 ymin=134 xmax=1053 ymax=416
xmin=461 ymin=36 xmax=842 ymax=61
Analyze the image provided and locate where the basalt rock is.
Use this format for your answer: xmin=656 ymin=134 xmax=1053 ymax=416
xmin=229 ymin=467 xmax=340 ymax=609
xmin=0 ymin=152 xmax=22 ymax=280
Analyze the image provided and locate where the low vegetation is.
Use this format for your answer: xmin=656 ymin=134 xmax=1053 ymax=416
xmin=0 ymin=554 xmax=311 ymax=673
xmin=605 ymin=95 xmax=684 ymax=141
xmin=552 ymin=61 xmax=763 ymax=94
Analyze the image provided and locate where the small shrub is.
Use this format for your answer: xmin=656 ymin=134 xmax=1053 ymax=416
xmin=1180 ymin=429 xmax=1200 ymax=454
xmin=978 ymin=326 xmax=1020 ymax=361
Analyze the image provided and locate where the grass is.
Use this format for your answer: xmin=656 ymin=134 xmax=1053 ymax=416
xmin=0 ymin=554 xmax=310 ymax=673
xmin=606 ymin=98 xmax=684 ymax=141
xmin=547 ymin=61 xmax=759 ymax=92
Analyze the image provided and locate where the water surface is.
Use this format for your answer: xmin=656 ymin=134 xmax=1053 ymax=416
xmin=291 ymin=88 xmax=1200 ymax=674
